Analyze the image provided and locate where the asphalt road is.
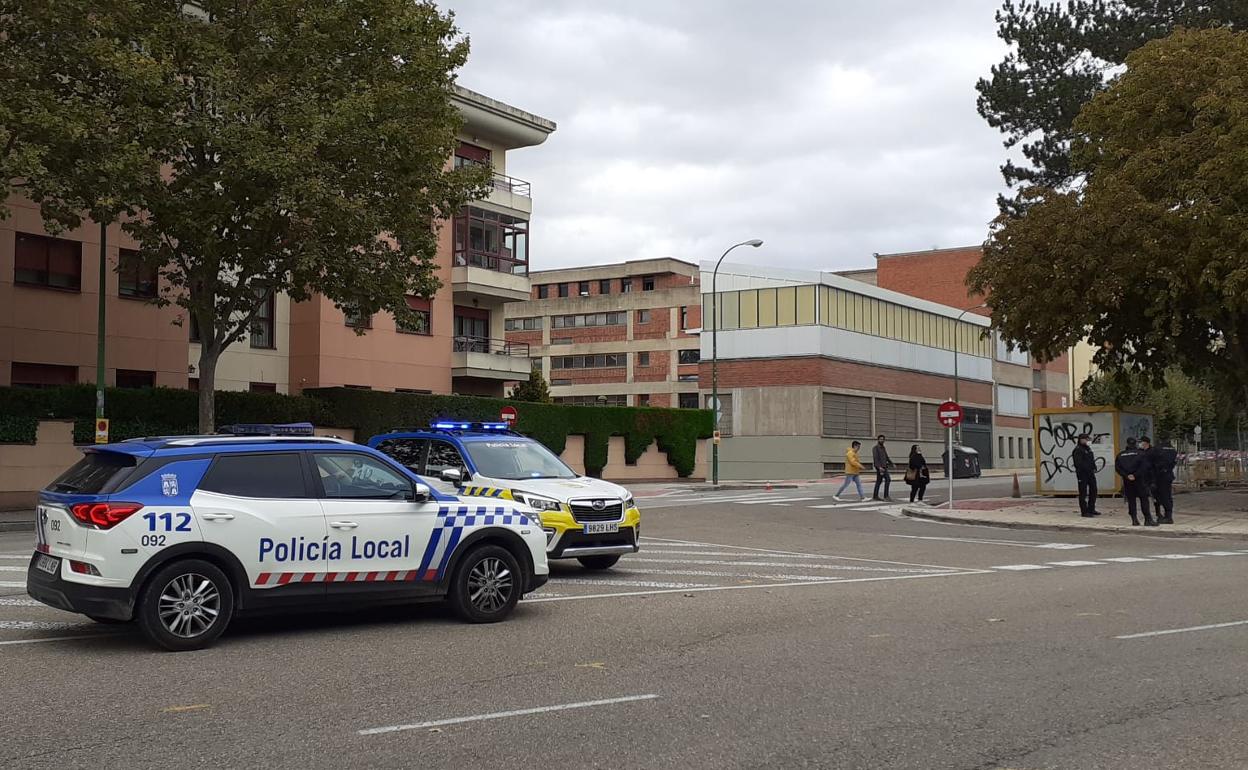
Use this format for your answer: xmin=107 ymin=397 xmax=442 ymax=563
xmin=2 ymin=486 xmax=1246 ymax=769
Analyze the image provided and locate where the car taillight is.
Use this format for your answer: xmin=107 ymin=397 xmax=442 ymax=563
xmin=70 ymin=502 xmax=143 ymax=529
xmin=69 ymin=560 xmax=101 ymax=576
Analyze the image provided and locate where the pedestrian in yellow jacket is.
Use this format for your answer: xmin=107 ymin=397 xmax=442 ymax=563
xmin=835 ymin=441 xmax=867 ymax=500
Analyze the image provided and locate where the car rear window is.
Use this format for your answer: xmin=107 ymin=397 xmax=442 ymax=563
xmin=374 ymin=438 xmax=426 ymax=472
xmin=199 ymin=453 xmax=307 ymax=499
xmin=46 ymin=452 xmax=139 ymax=494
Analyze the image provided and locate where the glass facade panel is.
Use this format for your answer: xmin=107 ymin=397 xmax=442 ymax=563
xmin=720 ymin=291 xmax=740 ymax=330
xmin=776 ymin=286 xmax=796 ymax=326
xmin=796 ymin=286 xmax=816 ymax=325
xmin=739 ymin=290 xmax=759 ymax=329
xmin=757 ymin=288 xmax=778 ymax=328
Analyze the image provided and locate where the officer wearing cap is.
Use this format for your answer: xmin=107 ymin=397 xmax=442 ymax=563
xmin=1145 ymin=437 xmax=1178 ymax=524
xmin=1115 ymin=437 xmax=1156 ymax=526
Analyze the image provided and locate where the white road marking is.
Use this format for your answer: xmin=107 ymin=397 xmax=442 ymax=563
xmin=639 ymin=541 xmax=721 ymax=548
xmin=992 ymin=564 xmax=1052 ymax=571
xmin=642 ymin=536 xmax=981 ymax=573
xmin=0 ymin=597 xmax=48 ymax=607
xmin=631 ymin=550 xmax=872 ymax=560
xmin=1116 ymin=619 xmax=1248 ymax=640
xmin=616 ymin=557 xmax=949 ymax=574
xmin=738 ymin=497 xmax=821 ymax=505
xmin=1196 ymin=551 xmax=1245 ymax=557
xmin=839 ymin=505 xmax=895 ymax=512
xmin=523 ymin=569 xmax=993 ymax=604
xmin=889 ymin=535 xmax=1093 ymax=550
xmin=1047 ymin=560 xmax=1104 ymax=567
xmin=548 ymin=578 xmax=714 ymax=589
xmin=611 ymin=567 xmax=852 ymax=582
xmin=0 ymin=620 xmax=89 ymax=631
xmin=358 ymin=694 xmax=660 ymax=736
xmin=0 ymin=555 xmax=30 ymax=560
xmin=0 ymin=633 xmax=121 ymax=647
xmin=769 ymin=504 xmax=792 ymax=507
xmin=810 ymin=503 xmax=870 ymax=509
xmin=1150 ymin=554 xmax=1203 ymax=560
xmin=0 ymin=582 xmax=26 ymax=588
xmin=0 ymin=566 xmax=25 ymax=572
xmin=1100 ymin=557 xmax=1154 ymax=563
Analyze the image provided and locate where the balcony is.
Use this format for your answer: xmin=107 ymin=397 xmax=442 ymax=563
xmin=492 ymin=172 xmax=530 ymax=198
xmin=485 ymin=172 xmax=533 ymax=215
xmin=451 ymin=336 xmax=533 ymax=381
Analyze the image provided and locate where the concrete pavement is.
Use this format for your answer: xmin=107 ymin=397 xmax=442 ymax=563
xmin=3 ymin=490 xmax=1248 ymax=768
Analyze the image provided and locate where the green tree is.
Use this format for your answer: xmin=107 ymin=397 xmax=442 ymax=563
xmin=976 ymin=1 xmax=1247 ymax=213
xmin=3 ymin=1 xmax=488 ymax=432
xmin=510 ymin=368 xmax=552 ymax=404
xmin=1080 ymin=368 xmax=1215 ymax=440
xmin=970 ymin=28 xmax=1248 ymax=408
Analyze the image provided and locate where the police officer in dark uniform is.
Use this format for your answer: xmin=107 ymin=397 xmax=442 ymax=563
xmin=1072 ymin=434 xmax=1100 ymax=517
xmin=1146 ymin=437 xmax=1178 ymax=524
xmin=1115 ymin=437 xmax=1156 ymax=526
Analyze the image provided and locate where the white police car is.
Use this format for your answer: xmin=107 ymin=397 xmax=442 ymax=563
xmin=369 ymin=423 xmax=641 ymax=571
xmin=26 ymin=426 xmax=549 ymax=651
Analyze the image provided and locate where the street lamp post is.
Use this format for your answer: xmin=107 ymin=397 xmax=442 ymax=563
xmin=711 ymin=238 xmax=764 ymax=486
xmin=952 ymin=302 xmax=988 ymax=445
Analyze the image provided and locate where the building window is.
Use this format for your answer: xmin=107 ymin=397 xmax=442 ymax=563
xmin=637 ymin=352 xmax=650 ymax=367
xmin=1000 ymin=436 xmax=1006 ymax=459
xmin=453 ymin=141 xmax=491 ymax=169
xmin=550 ymin=337 xmax=573 ymax=345
xmin=558 ymin=283 xmax=569 ymax=298
xmin=997 ymin=384 xmax=1031 ymax=417
xmin=995 ymin=335 xmax=1029 ymax=366
xmin=250 ymin=290 xmax=276 ymax=349
xmin=550 ymin=354 xmax=626 ymax=370
xmin=822 ymin=393 xmax=871 ymax=437
xmin=116 ymin=369 xmax=155 ymax=389
xmin=14 ymin=233 xmax=81 ymax=291
xmin=677 ymin=374 xmax=698 ymax=382
xmin=680 ymin=306 xmax=689 ymax=330
xmin=504 ymin=317 xmax=543 ymax=331
xmin=874 ymin=398 xmax=917 ymax=440
xmin=551 ymin=312 xmax=627 ymax=329
xmin=642 ymin=275 xmax=656 ymax=291
xmin=638 ymin=394 xmax=651 ymax=407
xmin=452 ymin=205 xmax=528 ymax=274
xmin=118 ymin=248 xmax=157 ymax=299
xmin=537 ymin=284 xmax=549 ymax=299
xmin=678 ymin=349 xmax=700 ymax=365
xmin=1008 ymin=436 xmax=1015 ymax=459
xmin=344 ymin=304 xmax=372 ymax=329
xmin=1027 ymin=437 xmax=1034 ymax=459
xmin=554 ymin=395 xmax=627 ymax=406
xmin=249 ymin=382 xmax=277 ymax=393
xmin=10 ymin=362 xmax=78 ymax=388
xmin=550 ymin=378 xmax=572 ymax=386
xmin=578 ymin=281 xmax=590 ymax=296
xmin=599 ymin=279 xmax=611 ymax=295
xmin=621 ymin=277 xmax=633 ymax=293
xmin=397 ymin=296 xmax=432 ymax=335
xmin=530 ymin=357 xmax=543 ymax=371
xmin=678 ymin=393 xmax=698 ymax=409
xmin=636 ymin=309 xmax=651 ymax=324
xmin=454 ymin=312 xmax=490 ymax=351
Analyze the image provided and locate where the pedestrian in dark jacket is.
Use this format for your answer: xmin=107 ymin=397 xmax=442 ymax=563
xmin=1115 ymin=437 xmax=1156 ymax=526
xmin=1071 ymin=434 xmax=1100 ymax=518
xmin=1146 ymin=438 xmax=1178 ymax=524
xmin=906 ymin=445 xmax=930 ymax=503
xmin=872 ymin=435 xmax=892 ymax=501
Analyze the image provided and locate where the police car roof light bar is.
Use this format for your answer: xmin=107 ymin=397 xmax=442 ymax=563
xmin=217 ymin=422 xmax=316 ymax=436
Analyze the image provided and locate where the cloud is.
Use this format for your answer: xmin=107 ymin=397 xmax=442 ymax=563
xmin=446 ymin=0 xmax=1012 ymax=272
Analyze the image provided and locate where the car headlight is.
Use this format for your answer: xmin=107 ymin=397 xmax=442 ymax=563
xmin=624 ymin=495 xmax=636 ymax=510
xmin=513 ymin=492 xmax=563 ymax=513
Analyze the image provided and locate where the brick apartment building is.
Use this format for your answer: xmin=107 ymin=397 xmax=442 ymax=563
xmin=503 ymin=258 xmax=702 ymax=407
xmin=1 ymin=87 xmax=555 ymax=399
xmin=700 ymin=261 xmax=994 ymax=480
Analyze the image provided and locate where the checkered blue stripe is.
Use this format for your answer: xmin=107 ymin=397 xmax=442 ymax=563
xmin=417 ymin=504 xmax=537 ymax=581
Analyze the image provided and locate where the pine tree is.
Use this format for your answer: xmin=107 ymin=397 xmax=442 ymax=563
xmin=510 ymin=369 xmax=552 ymax=404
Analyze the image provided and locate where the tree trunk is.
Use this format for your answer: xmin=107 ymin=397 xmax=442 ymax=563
xmin=197 ymin=345 xmax=218 ymax=434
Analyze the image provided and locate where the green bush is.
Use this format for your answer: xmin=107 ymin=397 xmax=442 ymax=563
xmin=0 ymin=386 xmax=714 ymax=477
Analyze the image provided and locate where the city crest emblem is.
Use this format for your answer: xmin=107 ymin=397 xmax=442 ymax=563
xmin=161 ymin=474 xmax=179 ymax=497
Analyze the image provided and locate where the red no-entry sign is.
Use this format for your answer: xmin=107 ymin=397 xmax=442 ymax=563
xmin=937 ymin=400 xmax=963 ymax=428
xmin=500 ymin=406 xmax=518 ymax=424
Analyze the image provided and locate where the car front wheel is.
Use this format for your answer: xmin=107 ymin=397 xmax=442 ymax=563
xmin=577 ymin=554 xmax=621 ymax=570
xmin=449 ymin=545 xmax=521 ymax=623
xmin=137 ymin=559 xmax=233 ymax=652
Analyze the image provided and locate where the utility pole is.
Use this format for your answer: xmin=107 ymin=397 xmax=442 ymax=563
xmin=96 ymin=221 xmax=107 ymax=425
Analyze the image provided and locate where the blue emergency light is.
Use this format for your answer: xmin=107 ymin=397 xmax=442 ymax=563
xmin=218 ymin=422 xmax=316 ymax=436
xmin=430 ymin=421 xmax=511 ymax=432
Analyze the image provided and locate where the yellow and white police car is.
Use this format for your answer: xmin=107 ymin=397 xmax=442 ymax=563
xmin=370 ymin=423 xmax=641 ymax=570
xmin=27 ymin=425 xmax=548 ymax=651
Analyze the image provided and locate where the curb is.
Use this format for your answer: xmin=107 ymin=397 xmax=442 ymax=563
xmin=900 ymin=507 xmax=1248 ymax=541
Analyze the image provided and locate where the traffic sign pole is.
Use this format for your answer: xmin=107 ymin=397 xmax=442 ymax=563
xmin=935 ymin=400 xmax=964 ymax=509
xmin=947 ymin=426 xmax=954 ymax=509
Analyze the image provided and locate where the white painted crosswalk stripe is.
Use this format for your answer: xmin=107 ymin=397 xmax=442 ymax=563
xmin=1151 ymin=554 xmax=1204 ymax=560
xmin=616 ymin=567 xmax=849 ymax=582
xmin=1195 ymin=551 xmax=1244 ymax=557
xmin=992 ymin=564 xmax=1052 ymax=571
xmin=0 ymin=555 xmax=29 ymax=560
xmin=626 ymin=557 xmax=949 ymax=574
xmin=0 ymin=566 xmax=25 ymax=572
xmin=738 ymin=497 xmax=821 ymax=505
xmin=1100 ymin=557 xmax=1154 ymax=563
xmin=0 ymin=581 xmax=26 ymax=588
xmin=548 ymin=578 xmax=714 ymax=589
xmin=810 ymin=503 xmax=869 ymax=509
xmin=1047 ymin=560 xmax=1104 ymax=567
xmin=0 ymin=620 xmax=90 ymax=631
xmin=632 ymin=550 xmax=852 ymax=560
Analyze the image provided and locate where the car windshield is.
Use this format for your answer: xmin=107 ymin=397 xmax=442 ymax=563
xmin=464 ymin=440 xmax=577 ymax=480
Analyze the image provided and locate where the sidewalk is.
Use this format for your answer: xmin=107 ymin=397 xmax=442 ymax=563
xmin=630 ymin=467 xmax=1027 ymax=497
xmin=902 ymin=488 xmax=1248 ymax=541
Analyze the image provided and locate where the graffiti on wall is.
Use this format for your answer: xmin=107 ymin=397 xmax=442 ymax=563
xmin=1036 ymin=412 xmax=1113 ymax=492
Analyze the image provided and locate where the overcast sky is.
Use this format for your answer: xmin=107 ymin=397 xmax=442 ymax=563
xmin=446 ymin=0 xmax=1012 ymax=273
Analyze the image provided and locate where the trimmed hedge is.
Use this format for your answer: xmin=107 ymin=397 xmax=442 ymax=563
xmin=0 ymin=385 xmax=713 ymax=477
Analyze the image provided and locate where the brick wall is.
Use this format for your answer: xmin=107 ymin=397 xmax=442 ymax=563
xmin=557 ymin=325 xmax=628 ymax=345
xmin=699 ymin=357 xmax=992 ymax=405
xmin=875 ymin=246 xmax=986 ymax=313
xmin=677 ymin=303 xmax=701 ymax=338
xmin=634 ymin=350 xmax=670 ymax=383
xmin=633 ymin=308 xmax=670 ymax=341
xmin=550 ymin=366 xmax=628 ymax=386
xmin=505 ymin=330 xmax=542 ymax=348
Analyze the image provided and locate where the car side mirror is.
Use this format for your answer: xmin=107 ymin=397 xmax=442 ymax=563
xmin=410 ymin=482 xmax=431 ymax=502
xmin=439 ymin=468 xmax=463 ymax=485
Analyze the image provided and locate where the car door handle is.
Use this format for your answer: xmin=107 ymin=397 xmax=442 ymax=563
xmin=330 ymin=521 xmax=359 ymax=530
xmin=200 ymin=513 xmax=235 ymax=521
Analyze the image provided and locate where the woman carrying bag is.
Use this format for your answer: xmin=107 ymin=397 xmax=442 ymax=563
xmin=905 ymin=445 xmax=930 ymax=504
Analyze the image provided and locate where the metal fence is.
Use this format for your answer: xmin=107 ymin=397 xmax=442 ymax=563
xmin=1173 ymin=425 xmax=1248 ymax=486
